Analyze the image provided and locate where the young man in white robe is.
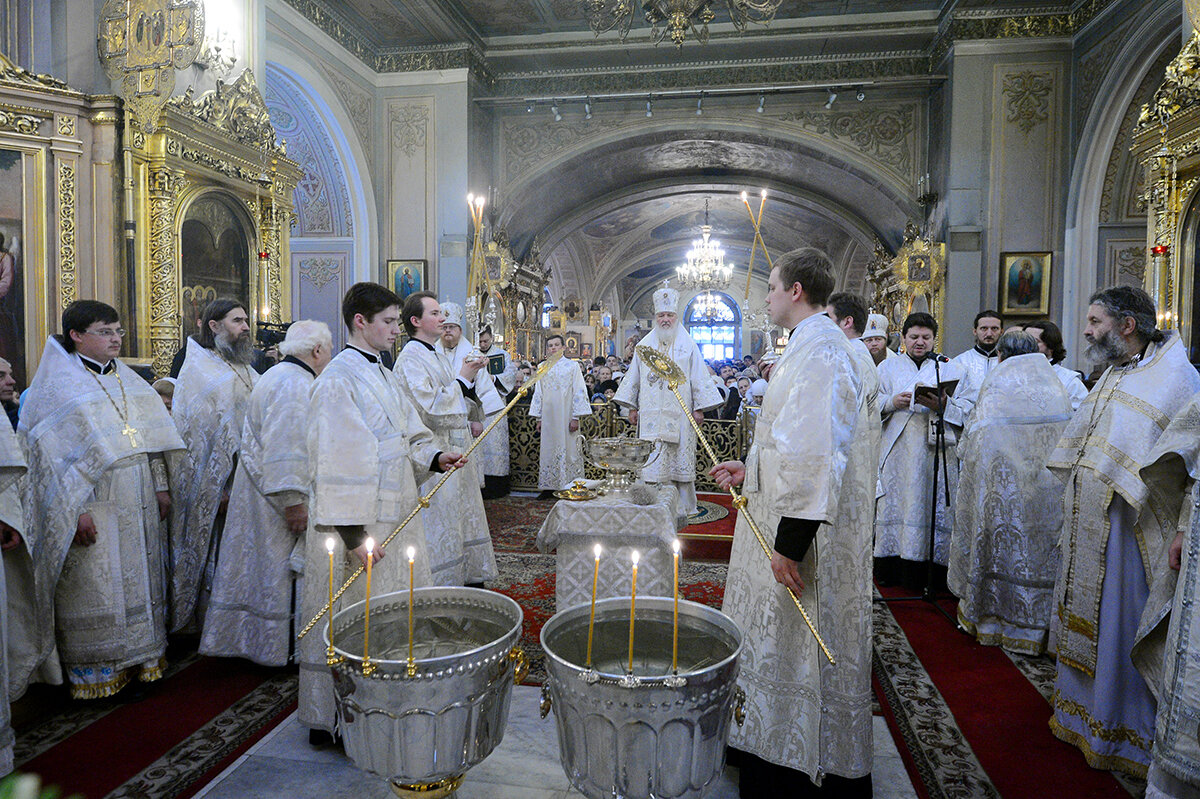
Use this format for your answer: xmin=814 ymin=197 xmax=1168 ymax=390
xmin=943 ymin=310 xmax=1002 ymax=429
xmin=169 ymin=298 xmax=258 ymax=633
xmin=1046 ymin=286 xmax=1200 ymax=778
xmin=874 ymin=312 xmax=963 ymax=588
xmin=530 ymin=334 xmax=591 ymax=496
xmin=200 ymin=321 xmax=333 ymax=666
xmin=300 ymin=282 xmax=465 ymax=743
xmin=1023 ymin=320 xmax=1089 ymax=411
xmin=1133 ymin=392 xmax=1200 ymax=799
xmin=862 ymin=313 xmax=894 ymax=367
xmin=397 ymin=292 xmax=497 ymax=587
xmin=711 ymin=251 xmax=876 ymax=797
xmin=0 ymin=394 xmax=23 ymax=771
xmin=613 ymin=286 xmax=722 ymax=517
xmin=826 ymin=292 xmax=881 ymax=417
xmin=435 ymin=305 xmax=513 ymax=498
xmin=19 ymin=301 xmax=183 ymax=699
xmin=948 ymin=330 xmax=1072 ymax=655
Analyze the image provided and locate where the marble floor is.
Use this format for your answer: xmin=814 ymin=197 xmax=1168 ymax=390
xmin=194 ymin=685 xmax=919 ymax=798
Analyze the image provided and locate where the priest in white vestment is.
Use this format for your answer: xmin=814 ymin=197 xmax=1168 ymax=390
xmin=530 ymin=334 xmax=590 ymax=494
xmin=613 ymin=286 xmax=721 ymax=517
xmin=201 ymin=321 xmax=332 ymax=666
xmin=943 ymin=310 xmax=1001 ymax=428
xmin=712 ymin=252 xmax=876 ymax=796
xmin=477 ymin=326 xmax=516 ymax=497
xmin=1130 ymin=392 xmax=1200 ymax=798
xmin=169 ymin=299 xmax=258 ymax=632
xmin=0 ymin=395 xmax=24 ymax=773
xmin=875 ymin=312 xmax=963 ymax=579
xmin=397 ymin=292 xmax=497 ymax=586
xmin=300 ymin=283 xmax=464 ymax=740
xmin=1047 ymin=286 xmax=1200 ymax=777
xmin=862 ymin=313 xmax=895 ymax=367
xmin=827 ymin=292 xmax=882 ymax=417
xmin=19 ymin=301 xmax=183 ymax=699
xmin=1024 ymin=320 xmax=1089 ymax=411
xmin=948 ymin=331 xmax=1072 ymax=655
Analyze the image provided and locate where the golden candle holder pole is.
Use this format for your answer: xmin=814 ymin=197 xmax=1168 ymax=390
xmin=672 ymin=539 xmax=680 ymax=674
xmin=297 ymin=352 xmax=566 ymax=641
xmin=740 ymin=189 xmax=773 ymax=301
xmin=586 ymin=544 xmax=601 ymax=669
xmin=627 ymin=550 xmax=639 ymax=674
xmin=362 ymin=537 xmax=376 ymax=676
xmin=325 ymin=537 xmax=343 ymax=666
xmin=634 ymin=345 xmax=835 ymax=664
xmin=406 ymin=546 xmax=417 ymax=678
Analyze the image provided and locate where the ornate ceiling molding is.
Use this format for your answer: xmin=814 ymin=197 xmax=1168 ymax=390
xmin=930 ymin=0 xmax=1120 ymax=68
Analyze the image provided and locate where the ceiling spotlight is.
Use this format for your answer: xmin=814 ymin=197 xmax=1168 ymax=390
xmin=584 ymin=98 xmax=592 ymax=120
xmin=696 ymin=94 xmax=703 ymax=116
xmin=551 ymin=103 xmax=562 ymax=122
xmin=856 ymin=89 xmax=866 ymax=102
xmin=824 ymin=90 xmax=837 ymax=110
xmin=526 ymin=101 xmax=533 ymax=113
xmin=646 ymin=96 xmax=653 ymax=117
xmin=756 ymin=94 xmax=765 ymax=113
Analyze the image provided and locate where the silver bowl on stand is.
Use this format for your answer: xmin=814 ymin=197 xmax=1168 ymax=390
xmin=539 ymin=596 xmax=745 ymax=799
xmin=327 ymin=587 xmax=526 ymax=798
xmin=582 ymin=436 xmax=659 ymax=496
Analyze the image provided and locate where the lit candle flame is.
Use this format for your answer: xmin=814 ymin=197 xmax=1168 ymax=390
xmin=325 ymin=536 xmax=335 ymax=553
xmin=632 ymin=550 xmax=640 ymax=566
xmin=365 ymin=537 xmax=375 ymax=555
xmin=594 ymin=543 xmax=602 ymax=559
xmin=672 ymin=539 xmax=681 ymax=555
xmin=467 ymin=192 xmax=474 ymax=205
xmin=740 ymin=190 xmax=748 ymax=200
xmin=407 ymin=545 xmax=416 ymax=562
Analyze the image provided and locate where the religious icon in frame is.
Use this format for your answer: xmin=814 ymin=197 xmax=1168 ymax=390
xmin=386 ymin=259 xmax=428 ymax=301
xmin=999 ymin=252 xmax=1051 ymax=317
xmin=564 ymin=332 xmax=581 ymax=358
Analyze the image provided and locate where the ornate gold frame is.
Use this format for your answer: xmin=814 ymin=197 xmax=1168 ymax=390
xmin=479 ymin=236 xmax=551 ymax=360
xmin=868 ymin=223 xmax=948 ymax=350
xmin=128 ymin=69 xmax=301 ymax=374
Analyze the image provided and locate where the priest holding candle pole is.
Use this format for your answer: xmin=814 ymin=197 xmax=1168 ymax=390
xmin=710 ymin=251 xmax=876 ymax=797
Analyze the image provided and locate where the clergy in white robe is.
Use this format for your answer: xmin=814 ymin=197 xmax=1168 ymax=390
xmin=1046 ymin=287 xmax=1200 ymax=777
xmin=18 ymin=302 xmax=183 ymax=700
xmin=530 ymin=334 xmax=591 ymax=492
xmin=169 ymin=300 xmax=258 ymax=632
xmin=397 ymin=292 xmax=497 ymax=586
xmin=875 ymin=312 xmax=963 ymax=569
xmin=943 ymin=310 xmax=1002 ymax=428
xmin=0 ymin=393 xmax=24 ymax=774
xmin=200 ymin=321 xmax=332 ymax=666
xmin=300 ymin=283 xmax=461 ymax=737
xmin=613 ymin=286 xmax=721 ymax=517
xmin=713 ymin=253 xmax=875 ymax=796
xmin=1024 ymin=320 xmax=1089 ymax=411
xmin=1130 ymin=393 xmax=1200 ymax=798
xmin=948 ymin=332 xmax=1072 ymax=655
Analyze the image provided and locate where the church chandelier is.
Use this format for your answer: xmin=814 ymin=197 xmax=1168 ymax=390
xmin=581 ymin=0 xmax=785 ymax=48
xmin=675 ymin=199 xmax=733 ymax=294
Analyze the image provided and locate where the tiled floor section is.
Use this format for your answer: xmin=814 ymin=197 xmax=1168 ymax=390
xmin=194 ymin=685 xmax=918 ymax=798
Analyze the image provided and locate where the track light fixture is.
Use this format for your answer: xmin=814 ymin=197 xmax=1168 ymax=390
xmin=856 ymin=89 xmax=865 ymax=102
xmin=646 ymin=96 xmax=653 ymax=117
xmin=756 ymin=94 xmax=765 ymax=113
xmin=584 ymin=98 xmax=592 ymax=119
xmin=696 ymin=93 xmax=703 ymax=115
xmin=824 ymin=90 xmax=837 ymax=110
xmin=551 ymin=102 xmax=562 ymax=122
xmin=526 ymin=101 xmax=533 ymax=113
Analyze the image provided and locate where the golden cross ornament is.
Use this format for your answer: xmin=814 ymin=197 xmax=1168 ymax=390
xmin=121 ymin=422 xmax=140 ymax=448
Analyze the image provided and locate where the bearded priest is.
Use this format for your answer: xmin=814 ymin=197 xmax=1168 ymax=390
xmin=614 ymin=285 xmax=721 ymax=517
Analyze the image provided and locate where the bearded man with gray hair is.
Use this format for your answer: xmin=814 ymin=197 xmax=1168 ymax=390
xmin=169 ymin=299 xmax=259 ymax=633
xmin=200 ymin=320 xmax=333 ymax=665
xmin=1046 ymin=286 xmax=1200 ymax=777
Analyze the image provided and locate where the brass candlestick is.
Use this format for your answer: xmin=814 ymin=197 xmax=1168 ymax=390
xmin=635 ymin=344 xmax=835 ymax=664
xmin=362 ymin=537 xmax=376 ymax=676
xmin=325 ymin=537 xmax=343 ymax=666
xmin=407 ymin=545 xmax=417 ymax=678
xmin=586 ymin=544 xmax=600 ymax=668
xmin=627 ymin=550 xmax=639 ymax=674
xmin=740 ymin=189 xmax=773 ymax=300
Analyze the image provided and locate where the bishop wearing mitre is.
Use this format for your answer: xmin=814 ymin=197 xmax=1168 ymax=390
xmin=614 ymin=285 xmax=722 ymax=516
xmin=396 ymin=292 xmax=497 ymax=586
xmin=18 ymin=300 xmax=183 ymax=700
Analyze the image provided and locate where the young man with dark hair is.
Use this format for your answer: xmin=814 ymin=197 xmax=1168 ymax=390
xmin=530 ymin=333 xmax=589 ymax=499
xmin=299 ymin=282 xmax=465 ymax=744
xmin=825 ymin=291 xmax=868 ymax=337
xmin=711 ymin=253 xmax=876 ymax=796
xmin=1024 ymin=320 xmax=1087 ymax=410
xmin=944 ymin=309 xmax=1003 ymax=428
xmin=169 ymin=298 xmax=258 ymax=634
xmin=16 ymin=300 xmax=183 ymax=700
xmin=396 ymin=294 xmax=497 ymax=587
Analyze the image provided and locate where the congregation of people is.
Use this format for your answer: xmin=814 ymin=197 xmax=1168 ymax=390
xmin=1 ymin=254 xmax=1200 ymax=798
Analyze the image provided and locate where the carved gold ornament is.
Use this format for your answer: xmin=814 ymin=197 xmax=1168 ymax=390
xmin=97 ymin=0 xmax=205 ymax=133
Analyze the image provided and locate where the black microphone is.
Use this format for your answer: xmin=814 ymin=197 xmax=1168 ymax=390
xmin=927 ymin=352 xmax=951 ymax=363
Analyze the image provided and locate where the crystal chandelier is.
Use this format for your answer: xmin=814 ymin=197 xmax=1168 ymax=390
xmin=581 ymin=0 xmax=785 ymax=48
xmin=675 ymin=199 xmax=733 ymax=291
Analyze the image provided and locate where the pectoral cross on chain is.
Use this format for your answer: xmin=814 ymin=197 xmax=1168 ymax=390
xmin=121 ymin=422 xmax=140 ymax=449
